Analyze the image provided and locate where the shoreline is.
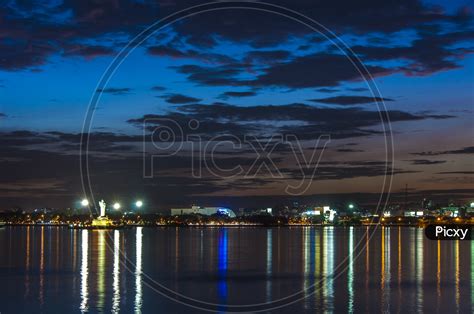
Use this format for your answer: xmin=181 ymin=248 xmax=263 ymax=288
xmin=1 ymin=222 xmax=471 ymax=228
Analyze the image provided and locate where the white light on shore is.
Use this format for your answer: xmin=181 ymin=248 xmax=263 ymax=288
xmin=135 ymin=200 xmax=143 ymax=208
xmin=81 ymin=199 xmax=89 ymax=207
xmin=113 ymin=203 xmax=121 ymax=210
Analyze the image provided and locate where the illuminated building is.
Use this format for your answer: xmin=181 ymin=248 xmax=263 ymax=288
xmin=301 ymin=206 xmax=328 ymax=216
xmin=325 ymin=207 xmax=337 ymax=222
xmin=467 ymin=202 xmax=474 ymax=215
xmin=301 ymin=210 xmax=321 ymax=216
xmin=170 ymin=205 xmax=236 ymax=218
xmin=301 ymin=205 xmax=336 ymax=222
xmin=440 ymin=205 xmax=461 ymax=217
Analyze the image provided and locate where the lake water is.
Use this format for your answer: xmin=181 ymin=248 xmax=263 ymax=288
xmin=0 ymin=226 xmax=472 ymax=313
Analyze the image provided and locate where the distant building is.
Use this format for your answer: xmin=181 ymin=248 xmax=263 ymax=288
xmin=440 ymin=206 xmax=460 ymax=217
xmin=403 ymin=209 xmax=425 ymax=217
xmin=170 ymin=205 xmax=236 ymax=218
xmin=301 ymin=206 xmax=336 ymax=222
xmin=247 ymin=208 xmax=273 ymax=216
xmin=467 ymin=202 xmax=474 ymax=215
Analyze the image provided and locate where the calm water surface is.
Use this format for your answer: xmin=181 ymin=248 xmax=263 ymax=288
xmin=0 ymin=226 xmax=472 ymax=313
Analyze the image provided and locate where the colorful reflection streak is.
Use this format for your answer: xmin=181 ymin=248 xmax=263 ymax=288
xmin=266 ymin=228 xmax=273 ymax=302
xmin=96 ymin=231 xmax=106 ymax=309
xmin=323 ymin=227 xmax=334 ymax=311
xmin=416 ymin=228 xmax=423 ymax=312
xmin=79 ymin=230 xmax=88 ymax=313
xmin=218 ymin=228 xmax=228 ymax=304
xmin=135 ymin=227 xmax=143 ymax=313
xmin=112 ymin=230 xmax=120 ymax=313
xmin=39 ymin=226 xmax=44 ymax=308
xmin=347 ymin=227 xmax=354 ymax=313
xmin=24 ymin=226 xmax=30 ymax=299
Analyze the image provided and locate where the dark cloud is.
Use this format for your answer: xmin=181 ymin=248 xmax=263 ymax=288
xmin=0 ymin=0 xmax=161 ymax=70
xmin=219 ymin=91 xmax=257 ymax=99
xmin=174 ymin=53 xmax=393 ymax=88
xmin=161 ymin=93 xmax=201 ymax=104
xmin=422 ymin=114 xmax=457 ymax=119
xmin=176 ymin=103 xmax=444 ymax=124
xmin=170 ymin=8 xmax=311 ymax=49
xmin=147 ymin=45 xmax=236 ymax=64
xmin=406 ymin=159 xmax=447 ymax=165
xmin=412 ymin=146 xmax=474 ymax=156
xmin=96 ymin=87 xmax=133 ymax=95
xmin=168 ymin=0 xmax=471 ymax=49
xmin=352 ymin=30 xmax=474 ymax=75
xmin=62 ymin=44 xmax=114 ymax=59
xmin=128 ymin=102 xmax=453 ymax=141
xmin=347 ymin=87 xmax=368 ymax=92
xmin=172 ymin=64 xmax=243 ymax=86
xmin=161 ymin=4 xmax=472 ymax=86
xmin=316 ymin=88 xmax=339 ymax=93
xmin=244 ymin=50 xmax=292 ymax=64
xmin=422 ymin=175 xmax=474 ymax=185
xmin=310 ymin=95 xmax=394 ymax=105
xmin=336 ymin=148 xmax=365 ymax=153
xmin=280 ymin=165 xmax=418 ymax=181
xmin=0 ymin=129 xmax=281 ymax=208
xmin=0 ymin=113 xmax=6 ymax=118
xmin=0 ymin=127 xmax=469 ymax=209
xmin=0 ymin=40 xmax=55 ymax=71
xmin=249 ymin=53 xmax=391 ymax=88
xmin=1 ymin=0 xmax=472 ymax=73
xmin=437 ymin=171 xmax=474 ymax=174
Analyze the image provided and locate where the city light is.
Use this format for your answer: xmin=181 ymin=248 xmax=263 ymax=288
xmin=81 ymin=199 xmax=89 ymax=207
xmin=135 ymin=200 xmax=143 ymax=208
xmin=302 ymin=210 xmax=321 ymax=216
xmin=348 ymin=204 xmax=354 ymax=209
xmin=113 ymin=203 xmax=121 ymax=210
xmin=470 ymin=202 xmax=474 ymax=208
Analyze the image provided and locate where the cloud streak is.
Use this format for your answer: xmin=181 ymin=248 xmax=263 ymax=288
xmin=310 ymin=95 xmax=394 ymax=105
xmin=412 ymin=146 xmax=474 ymax=156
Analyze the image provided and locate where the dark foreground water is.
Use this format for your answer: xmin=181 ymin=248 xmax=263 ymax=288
xmin=0 ymin=226 xmax=472 ymax=313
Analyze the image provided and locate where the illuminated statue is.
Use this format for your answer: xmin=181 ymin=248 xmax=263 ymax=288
xmin=99 ymin=200 xmax=106 ymax=217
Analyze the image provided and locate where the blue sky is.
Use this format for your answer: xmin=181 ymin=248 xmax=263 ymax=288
xmin=0 ymin=0 xmax=472 ymax=210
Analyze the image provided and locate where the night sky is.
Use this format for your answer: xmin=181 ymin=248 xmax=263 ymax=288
xmin=0 ymin=0 xmax=473 ymax=211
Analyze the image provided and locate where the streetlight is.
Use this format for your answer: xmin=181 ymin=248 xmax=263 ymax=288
xmin=135 ymin=200 xmax=143 ymax=208
xmin=81 ymin=199 xmax=89 ymax=207
xmin=113 ymin=202 xmax=121 ymax=210
xmin=348 ymin=204 xmax=354 ymax=210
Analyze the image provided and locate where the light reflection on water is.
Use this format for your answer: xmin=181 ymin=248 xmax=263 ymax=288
xmin=347 ymin=226 xmax=354 ymax=313
xmin=135 ymin=227 xmax=143 ymax=313
xmin=80 ymin=229 xmax=88 ymax=313
xmin=266 ymin=228 xmax=272 ymax=303
xmin=0 ymin=226 xmax=472 ymax=313
xmin=112 ymin=230 xmax=120 ymax=313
